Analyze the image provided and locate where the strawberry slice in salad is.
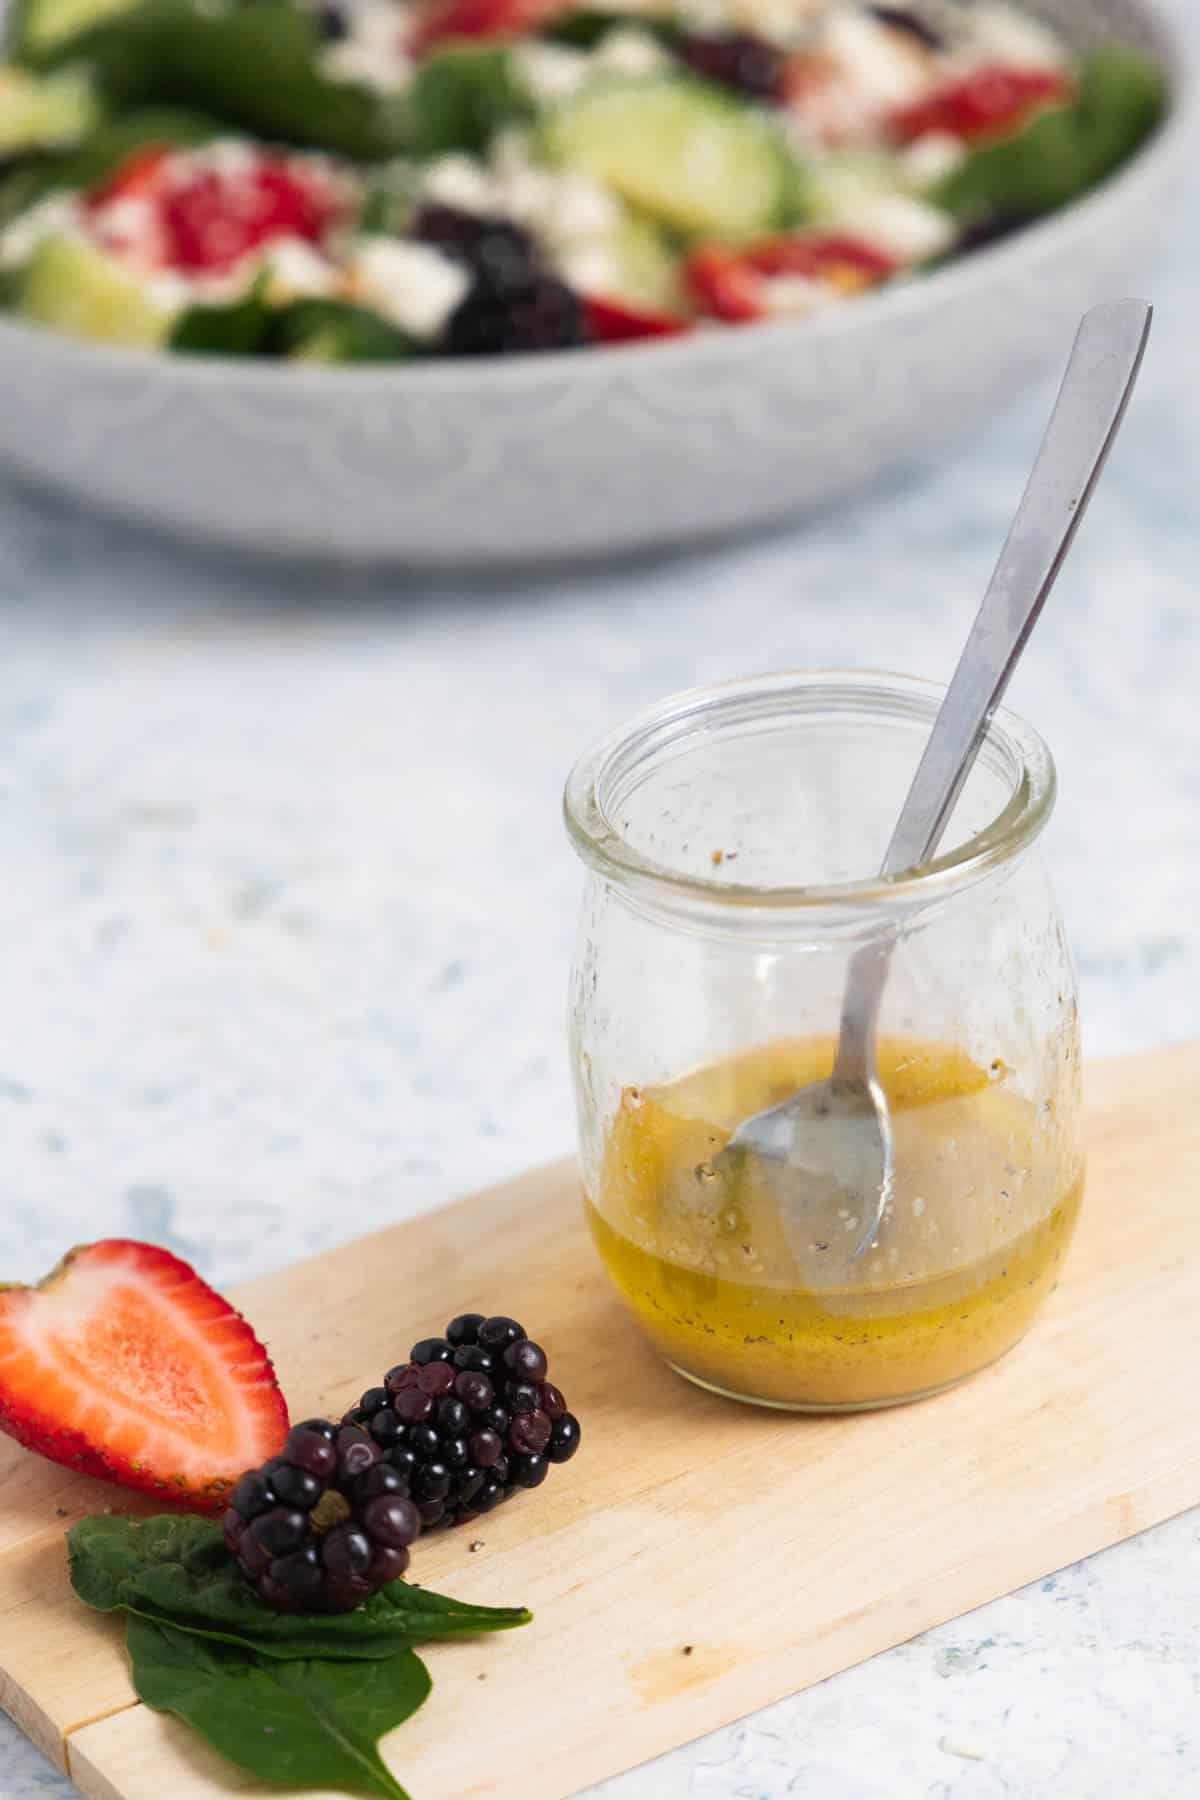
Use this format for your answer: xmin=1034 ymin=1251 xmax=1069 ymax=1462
xmin=410 ymin=0 xmax=572 ymax=56
xmin=583 ymin=295 xmax=690 ymax=343
xmin=0 ymin=1240 xmax=288 ymax=1510
xmin=83 ymin=142 xmax=350 ymax=278
xmin=889 ymin=65 xmax=1075 ymax=144
xmin=687 ymin=233 xmax=897 ymax=324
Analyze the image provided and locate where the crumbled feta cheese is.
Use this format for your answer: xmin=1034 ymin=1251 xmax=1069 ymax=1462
xmin=727 ymin=0 xmax=816 ymax=48
xmin=592 ymin=26 xmax=672 ymax=77
xmin=901 ymin=130 xmax=967 ymax=189
xmin=558 ymin=244 xmax=622 ymax=294
xmin=319 ymin=0 xmax=414 ymax=92
xmin=537 ymin=171 xmax=621 ymax=246
xmin=761 ymin=273 xmax=831 ymax=316
xmin=0 ymin=193 xmax=80 ymax=268
xmin=349 ymin=236 xmax=470 ymax=339
xmin=421 ymin=153 xmax=494 ymax=216
xmin=965 ymin=4 xmax=1070 ymax=72
xmin=514 ymin=41 xmax=591 ymax=104
xmin=822 ymin=8 xmax=936 ymax=109
xmin=199 ymin=138 xmax=261 ymax=182
xmin=830 ymin=190 xmax=955 ymax=262
xmin=143 ymin=270 xmax=201 ymax=310
xmin=266 ymin=236 xmax=339 ymax=301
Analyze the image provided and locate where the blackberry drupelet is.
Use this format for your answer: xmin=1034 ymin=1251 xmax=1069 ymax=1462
xmin=410 ymin=205 xmax=541 ymax=300
xmin=444 ymin=272 xmax=589 ymax=357
xmin=865 ymin=5 xmax=945 ymax=50
xmin=223 ymin=1418 xmax=421 ymax=1613
xmin=346 ymin=1314 xmax=581 ymax=1528
xmin=676 ymin=31 xmax=787 ymax=105
xmin=409 ymin=203 xmax=589 ymax=357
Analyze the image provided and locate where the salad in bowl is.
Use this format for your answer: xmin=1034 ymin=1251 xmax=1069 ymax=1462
xmin=0 ymin=0 xmax=1168 ymax=361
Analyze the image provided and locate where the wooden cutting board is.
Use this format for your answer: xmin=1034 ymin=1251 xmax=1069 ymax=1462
xmin=1 ymin=1044 xmax=1198 ymax=1800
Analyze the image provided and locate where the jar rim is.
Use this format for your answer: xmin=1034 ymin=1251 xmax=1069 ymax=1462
xmin=563 ymin=670 xmax=1057 ymax=914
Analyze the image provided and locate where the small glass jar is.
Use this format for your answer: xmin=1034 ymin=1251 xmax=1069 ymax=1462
xmin=564 ymin=671 xmax=1084 ymax=1412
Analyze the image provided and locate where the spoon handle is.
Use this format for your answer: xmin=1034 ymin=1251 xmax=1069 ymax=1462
xmin=835 ymin=298 xmax=1152 ymax=1083
xmin=882 ymin=297 xmax=1152 ymax=880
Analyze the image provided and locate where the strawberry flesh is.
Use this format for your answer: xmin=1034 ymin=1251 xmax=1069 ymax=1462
xmin=890 ymin=65 xmax=1074 ymax=144
xmin=411 ymin=0 xmax=571 ymax=55
xmin=0 ymin=1240 xmax=288 ymax=1511
xmin=584 ymin=295 xmax=690 ymax=342
xmin=85 ymin=149 xmax=342 ymax=277
xmin=161 ymin=162 xmax=338 ymax=274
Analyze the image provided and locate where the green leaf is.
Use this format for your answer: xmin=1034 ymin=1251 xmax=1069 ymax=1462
xmin=401 ymin=44 xmax=534 ymax=156
xmin=69 ymin=1514 xmax=531 ymax=1660
xmin=1 ymin=105 xmax=221 ymax=215
xmin=126 ymin=1616 xmax=426 ymax=1800
xmin=33 ymin=0 xmax=410 ymax=159
xmin=170 ymin=274 xmax=274 ymax=356
xmin=269 ymin=299 xmax=415 ymax=364
xmin=938 ymin=46 xmax=1167 ymax=221
xmin=542 ymin=10 xmax=681 ymax=51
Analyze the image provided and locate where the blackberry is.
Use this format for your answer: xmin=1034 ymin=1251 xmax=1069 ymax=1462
xmin=443 ymin=272 xmax=588 ymax=357
xmin=349 ymin=1313 xmax=581 ymax=1528
xmin=224 ymin=1420 xmax=420 ymax=1614
xmin=676 ymin=31 xmax=786 ymax=105
xmin=410 ymin=205 xmax=540 ymax=299
xmin=956 ymin=209 xmax=1033 ymax=255
xmin=312 ymin=0 xmax=350 ymax=39
xmin=866 ymin=5 xmax=945 ymax=50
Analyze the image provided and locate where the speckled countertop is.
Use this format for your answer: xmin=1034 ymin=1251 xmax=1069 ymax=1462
xmin=1 ymin=58 xmax=1199 ymax=1800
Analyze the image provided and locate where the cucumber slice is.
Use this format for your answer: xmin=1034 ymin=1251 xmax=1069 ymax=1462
xmin=17 ymin=232 xmax=173 ymax=345
xmin=542 ymin=76 xmax=800 ymax=238
xmin=608 ymin=209 xmax=685 ymax=312
xmin=0 ymin=67 xmax=100 ymax=155
xmin=13 ymin=0 xmax=137 ymax=59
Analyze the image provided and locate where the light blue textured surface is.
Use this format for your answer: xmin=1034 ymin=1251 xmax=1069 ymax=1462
xmin=0 ymin=41 xmax=1197 ymax=1799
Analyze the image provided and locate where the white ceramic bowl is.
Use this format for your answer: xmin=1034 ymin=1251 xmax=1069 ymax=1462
xmin=0 ymin=0 xmax=1190 ymax=564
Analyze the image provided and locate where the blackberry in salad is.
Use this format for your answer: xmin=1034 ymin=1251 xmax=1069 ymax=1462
xmin=0 ymin=0 xmax=1166 ymax=361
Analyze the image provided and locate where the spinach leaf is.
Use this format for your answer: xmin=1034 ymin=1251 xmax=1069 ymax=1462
xmin=126 ymin=1616 xmax=426 ymax=1800
xmin=939 ymin=46 xmax=1167 ymax=221
xmin=269 ymin=299 xmax=416 ymax=364
xmin=0 ymin=105 xmax=221 ymax=217
xmin=401 ymin=44 xmax=534 ymax=156
xmin=69 ymin=1514 xmax=531 ymax=1659
xmin=543 ymin=9 xmax=680 ymax=50
xmin=170 ymin=274 xmax=274 ymax=355
xmin=34 ymin=0 xmax=410 ymax=159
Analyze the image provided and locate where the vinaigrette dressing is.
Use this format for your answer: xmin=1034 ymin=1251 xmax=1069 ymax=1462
xmin=588 ymin=1036 xmax=1083 ymax=1408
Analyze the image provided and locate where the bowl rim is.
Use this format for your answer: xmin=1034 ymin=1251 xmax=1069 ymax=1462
xmin=0 ymin=0 xmax=1192 ymax=396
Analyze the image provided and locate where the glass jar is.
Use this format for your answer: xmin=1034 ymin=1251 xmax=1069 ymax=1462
xmin=564 ymin=671 xmax=1084 ymax=1412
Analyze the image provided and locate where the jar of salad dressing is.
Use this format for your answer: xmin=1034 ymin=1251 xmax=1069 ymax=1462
xmin=564 ymin=671 xmax=1084 ymax=1411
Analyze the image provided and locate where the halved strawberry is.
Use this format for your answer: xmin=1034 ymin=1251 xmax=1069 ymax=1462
xmin=0 ymin=1241 xmax=288 ymax=1512
xmin=584 ymin=295 xmax=690 ymax=343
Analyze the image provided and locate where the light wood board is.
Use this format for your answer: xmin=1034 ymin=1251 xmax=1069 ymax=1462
xmin=0 ymin=1045 xmax=1198 ymax=1800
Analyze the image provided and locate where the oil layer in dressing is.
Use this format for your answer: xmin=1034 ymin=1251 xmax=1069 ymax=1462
xmin=588 ymin=1036 xmax=1083 ymax=1409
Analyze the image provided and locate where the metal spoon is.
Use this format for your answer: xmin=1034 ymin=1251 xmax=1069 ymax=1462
xmin=719 ymin=298 xmax=1153 ymax=1261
